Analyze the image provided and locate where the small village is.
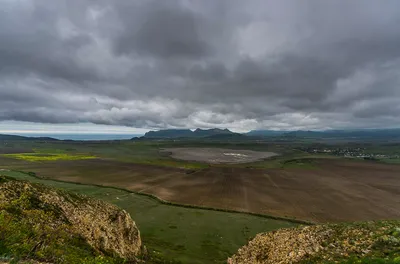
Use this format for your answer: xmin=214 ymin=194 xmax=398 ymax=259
xmin=299 ymin=146 xmax=400 ymax=160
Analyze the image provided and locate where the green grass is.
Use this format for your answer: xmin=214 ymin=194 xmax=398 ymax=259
xmin=379 ymin=158 xmax=400 ymax=164
xmin=0 ymin=211 xmax=125 ymax=264
xmin=1 ymin=170 xmax=298 ymax=264
xmin=280 ymin=158 xmax=320 ymax=169
xmin=335 ymin=257 xmax=400 ymax=264
xmin=2 ymin=153 xmax=96 ymax=162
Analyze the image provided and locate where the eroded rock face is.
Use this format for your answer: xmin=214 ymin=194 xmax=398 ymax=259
xmin=228 ymin=226 xmax=330 ymax=264
xmin=0 ymin=178 xmax=142 ymax=261
xmin=0 ymin=261 xmax=52 ymax=264
xmin=228 ymin=221 xmax=400 ymax=264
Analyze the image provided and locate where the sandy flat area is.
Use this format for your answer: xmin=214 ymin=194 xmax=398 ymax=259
xmin=161 ymin=147 xmax=278 ymax=164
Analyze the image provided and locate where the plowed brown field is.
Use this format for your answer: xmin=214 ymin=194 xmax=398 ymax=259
xmin=4 ymin=158 xmax=400 ymax=223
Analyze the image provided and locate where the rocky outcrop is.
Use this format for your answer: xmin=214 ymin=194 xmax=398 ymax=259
xmin=228 ymin=221 xmax=400 ymax=264
xmin=0 ymin=176 xmax=143 ymax=261
xmin=0 ymin=261 xmax=52 ymax=264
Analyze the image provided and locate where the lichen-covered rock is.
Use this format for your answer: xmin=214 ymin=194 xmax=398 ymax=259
xmin=0 ymin=176 xmax=143 ymax=261
xmin=0 ymin=261 xmax=52 ymax=264
xmin=228 ymin=221 xmax=400 ymax=264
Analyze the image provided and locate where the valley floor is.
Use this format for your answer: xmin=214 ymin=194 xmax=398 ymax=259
xmin=1 ymin=170 xmax=296 ymax=264
xmin=2 ymin=157 xmax=399 ymax=223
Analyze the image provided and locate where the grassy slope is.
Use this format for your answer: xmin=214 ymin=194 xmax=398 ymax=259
xmin=0 ymin=176 xmax=126 ymax=264
xmin=1 ymin=170 xmax=297 ymax=264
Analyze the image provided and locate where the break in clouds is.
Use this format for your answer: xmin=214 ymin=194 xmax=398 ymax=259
xmin=1 ymin=0 xmax=400 ymax=131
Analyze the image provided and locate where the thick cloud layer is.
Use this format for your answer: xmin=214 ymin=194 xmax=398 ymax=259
xmin=1 ymin=0 xmax=400 ymax=131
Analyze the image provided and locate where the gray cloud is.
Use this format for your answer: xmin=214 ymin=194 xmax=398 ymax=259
xmin=114 ymin=1 xmax=211 ymax=58
xmin=1 ymin=0 xmax=400 ymax=131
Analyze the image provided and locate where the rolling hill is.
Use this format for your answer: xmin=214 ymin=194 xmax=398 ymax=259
xmin=0 ymin=134 xmax=58 ymax=141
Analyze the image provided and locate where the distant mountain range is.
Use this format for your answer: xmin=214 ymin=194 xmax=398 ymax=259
xmin=282 ymin=129 xmax=400 ymax=139
xmin=142 ymin=128 xmax=241 ymax=139
xmin=245 ymin=130 xmax=287 ymax=136
xmin=1 ymin=128 xmax=400 ymax=141
xmin=0 ymin=134 xmax=58 ymax=141
xmin=141 ymin=128 xmax=400 ymax=140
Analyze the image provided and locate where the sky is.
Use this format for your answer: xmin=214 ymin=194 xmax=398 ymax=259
xmin=1 ymin=0 xmax=400 ymax=134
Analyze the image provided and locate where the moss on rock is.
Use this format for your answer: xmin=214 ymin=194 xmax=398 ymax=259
xmin=228 ymin=220 xmax=400 ymax=264
xmin=0 ymin=176 xmax=144 ymax=264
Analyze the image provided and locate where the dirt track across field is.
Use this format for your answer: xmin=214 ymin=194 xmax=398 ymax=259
xmin=4 ymin=158 xmax=400 ymax=223
xmin=161 ymin=147 xmax=278 ymax=164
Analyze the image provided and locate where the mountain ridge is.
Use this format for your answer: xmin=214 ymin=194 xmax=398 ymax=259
xmin=140 ymin=128 xmax=400 ymax=140
xmin=142 ymin=128 xmax=239 ymax=139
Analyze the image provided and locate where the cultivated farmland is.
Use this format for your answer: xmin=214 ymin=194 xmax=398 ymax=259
xmin=3 ymin=155 xmax=399 ymax=223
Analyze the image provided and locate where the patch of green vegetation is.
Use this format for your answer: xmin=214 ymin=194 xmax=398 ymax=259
xmin=379 ymin=158 xmax=400 ymax=164
xmin=2 ymin=153 xmax=96 ymax=162
xmin=2 ymin=170 xmax=298 ymax=264
xmin=142 ymin=159 xmax=207 ymax=169
xmin=239 ymin=153 xmax=335 ymax=169
xmin=337 ymin=257 xmax=400 ymax=264
xmin=281 ymin=158 xmax=317 ymax=169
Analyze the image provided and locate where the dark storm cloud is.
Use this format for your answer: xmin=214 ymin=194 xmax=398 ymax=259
xmin=1 ymin=0 xmax=400 ymax=131
xmin=0 ymin=1 xmax=96 ymax=83
xmin=114 ymin=1 xmax=211 ymax=58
